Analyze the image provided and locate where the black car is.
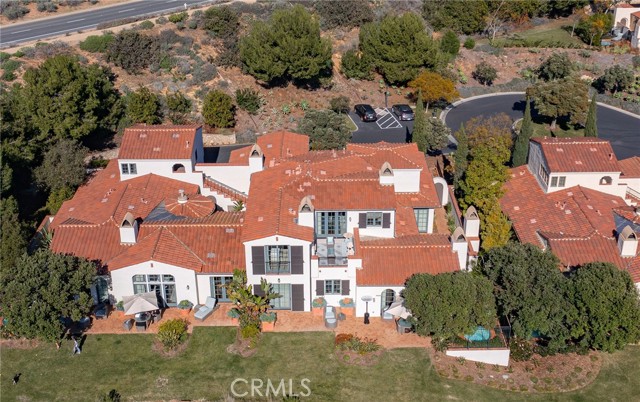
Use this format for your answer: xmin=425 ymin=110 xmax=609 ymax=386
xmin=354 ymin=104 xmax=377 ymax=122
xmin=391 ymin=104 xmax=414 ymax=121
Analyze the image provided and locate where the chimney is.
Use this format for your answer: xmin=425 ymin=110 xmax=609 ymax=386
xmin=618 ymin=226 xmax=638 ymax=257
xmin=463 ymin=206 xmax=480 ymax=239
xmin=451 ymin=227 xmax=469 ymax=271
xmin=177 ymin=189 xmax=188 ymax=204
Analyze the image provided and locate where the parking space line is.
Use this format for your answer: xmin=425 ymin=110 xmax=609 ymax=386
xmin=376 ymin=108 xmax=402 ymax=130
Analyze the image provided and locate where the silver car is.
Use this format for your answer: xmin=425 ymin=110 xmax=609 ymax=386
xmin=392 ymin=104 xmax=414 ymax=121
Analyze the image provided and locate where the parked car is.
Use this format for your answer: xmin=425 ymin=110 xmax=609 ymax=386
xmin=391 ymin=104 xmax=414 ymax=121
xmin=354 ymin=104 xmax=377 ymax=122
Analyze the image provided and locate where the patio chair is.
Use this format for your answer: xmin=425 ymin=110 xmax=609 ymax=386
xmin=194 ymin=296 xmax=218 ymax=321
xmin=94 ymin=303 xmax=109 ymax=320
xmin=123 ymin=319 xmax=133 ymax=331
xmin=324 ymin=306 xmax=337 ymax=329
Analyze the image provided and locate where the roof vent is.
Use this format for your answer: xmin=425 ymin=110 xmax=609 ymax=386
xmin=225 ymin=228 xmax=235 ymax=233
xmin=258 ymin=216 xmax=264 ymax=222
xmin=513 ymin=206 xmax=520 ymax=211
xmin=590 ymin=147 xmax=597 ymax=152
xmin=267 ymin=144 xmax=273 ymax=149
xmin=609 ymin=153 xmax=613 ymax=160
xmin=139 ymin=133 xmax=147 ymax=138
xmin=575 ymin=160 xmax=583 ymax=165
xmin=101 ymin=198 xmax=108 ymax=203
xmin=530 ymin=219 xmax=537 ymax=224
xmin=172 ymin=133 xmax=180 ymax=138
xmin=177 ymin=189 xmax=188 ymax=204
xmin=153 ymin=147 xmax=161 ymax=152
xmin=128 ymin=205 xmax=135 ymax=210
xmin=556 ymin=148 xmax=564 ymax=152
xmin=206 ymin=252 xmax=216 ymax=259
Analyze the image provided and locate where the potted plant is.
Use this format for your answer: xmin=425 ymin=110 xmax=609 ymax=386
xmin=178 ymin=300 xmax=193 ymax=316
xmin=114 ymin=300 xmax=124 ymax=316
xmin=339 ymin=297 xmax=355 ymax=316
xmin=260 ymin=311 xmax=277 ymax=332
xmin=312 ymin=297 xmax=326 ymax=317
xmin=227 ymin=308 xmax=240 ymax=326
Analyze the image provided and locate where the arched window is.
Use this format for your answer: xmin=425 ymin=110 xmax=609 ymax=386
xmin=172 ymin=164 xmax=186 ymax=173
xmin=600 ymin=176 xmax=612 ymax=185
xmin=381 ymin=289 xmax=395 ymax=311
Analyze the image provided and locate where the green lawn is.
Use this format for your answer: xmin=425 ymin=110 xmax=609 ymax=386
xmin=490 ymin=19 xmax=584 ymax=48
xmin=1 ymin=328 xmax=638 ymax=401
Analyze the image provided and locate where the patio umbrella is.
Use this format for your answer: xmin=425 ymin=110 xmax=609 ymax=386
xmin=122 ymin=291 xmax=159 ymax=315
xmin=384 ymin=298 xmax=411 ymax=319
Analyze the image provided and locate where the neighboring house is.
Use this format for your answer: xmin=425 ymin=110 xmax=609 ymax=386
xmin=46 ymin=126 xmax=474 ymax=316
xmin=500 ymin=138 xmax=640 ymax=291
xmin=613 ymin=3 xmax=640 ymax=48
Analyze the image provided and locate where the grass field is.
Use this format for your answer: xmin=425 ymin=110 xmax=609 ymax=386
xmin=491 ymin=18 xmax=584 ymax=48
xmin=1 ymin=328 xmax=638 ymax=401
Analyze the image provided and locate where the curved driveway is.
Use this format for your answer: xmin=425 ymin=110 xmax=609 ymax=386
xmin=443 ymin=93 xmax=640 ymax=160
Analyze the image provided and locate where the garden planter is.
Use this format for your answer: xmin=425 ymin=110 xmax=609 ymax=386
xmin=230 ymin=317 xmax=239 ymax=326
xmin=312 ymin=306 xmax=325 ymax=317
xmin=340 ymin=306 xmax=354 ymax=317
xmin=179 ymin=308 xmax=191 ymax=316
xmin=261 ymin=321 xmax=275 ymax=332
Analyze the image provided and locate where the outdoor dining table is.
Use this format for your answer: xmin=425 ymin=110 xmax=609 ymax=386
xmin=134 ymin=312 xmax=151 ymax=331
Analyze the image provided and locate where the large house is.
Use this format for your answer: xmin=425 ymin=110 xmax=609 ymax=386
xmin=613 ymin=3 xmax=640 ymax=48
xmin=45 ymin=125 xmax=476 ymax=317
xmin=500 ymin=137 xmax=640 ymax=290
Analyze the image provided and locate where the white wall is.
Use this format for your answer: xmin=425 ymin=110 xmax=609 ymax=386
xmin=446 ymin=348 xmax=511 ymax=367
xmin=345 ymin=210 xmax=395 ymax=238
xmin=110 ymin=261 xmax=198 ymax=305
xmin=196 ymin=164 xmax=252 ymax=194
xmin=614 ymin=6 xmax=639 ymax=28
xmin=393 ymin=169 xmax=421 ymax=193
xmin=354 ymin=285 xmax=404 ymax=317
xmin=311 ymin=258 xmax=357 ymax=307
xmin=545 ymin=172 xmax=625 ymax=198
xmin=244 ymin=235 xmax=313 ymax=311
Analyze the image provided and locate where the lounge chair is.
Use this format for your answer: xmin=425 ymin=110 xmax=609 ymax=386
xmin=194 ymin=296 xmax=218 ymax=321
xmin=123 ymin=319 xmax=133 ymax=331
xmin=324 ymin=306 xmax=337 ymax=329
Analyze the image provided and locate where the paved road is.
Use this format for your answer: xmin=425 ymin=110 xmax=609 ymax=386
xmin=443 ymin=93 xmax=640 ymax=160
xmin=0 ymin=0 xmax=212 ymax=47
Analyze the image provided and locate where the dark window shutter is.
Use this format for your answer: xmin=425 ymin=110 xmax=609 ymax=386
xmin=382 ymin=213 xmax=391 ymax=228
xmin=290 ymin=246 xmax=304 ymax=274
xmin=359 ymin=213 xmax=367 ymax=228
xmin=291 ymin=284 xmax=304 ymax=311
xmin=316 ymin=280 xmax=324 ymax=296
xmin=341 ymin=280 xmax=350 ymax=296
xmin=254 ymin=284 xmax=265 ymax=297
xmin=252 ymin=246 xmax=265 ymax=275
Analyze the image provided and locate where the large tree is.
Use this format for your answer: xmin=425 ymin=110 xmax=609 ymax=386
xmin=459 ymin=143 xmax=510 ymax=213
xmin=476 ymin=243 xmax=575 ymax=350
xmin=404 ymin=272 xmax=496 ymax=343
xmin=568 ymin=262 xmax=640 ymax=352
xmin=126 ymin=87 xmax=163 ymax=125
xmin=453 ymin=124 xmax=469 ymax=187
xmin=359 ymin=13 xmax=440 ymax=85
xmin=512 ymin=98 xmax=532 ymax=167
xmin=240 ymin=5 xmax=332 ymax=85
xmin=0 ymin=196 xmax=27 ymax=273
xmin=34 ymin=138 xmax=87 ymax=193
xmin=536 ymin=52 xmax=573 ymax=81
xmin=0 ymin=249 xmax=95 ymax=344
xmin=297 ymin=109 xmax=351 ymax=150
xmin=20 ymin=55 xmax=122 ymax=143
xmin=422 ymin=0 xmax=489 ymax=35
xmin=529 ymin=76 xmax=589 ymax=130
xmin=584 ymin=93 xmax=598 ymax=138
xmin=202 ymin=90 xmax=235 ymax=128
xmin=480 ymin=202 xmax=512 ymax=251
xmin=408 ymin=71 xmax=459 ymax=113
xmin=166 ymin=91 xmax=192 ymax=125
xmin=597 ymin=65 xmax=635 ymax=95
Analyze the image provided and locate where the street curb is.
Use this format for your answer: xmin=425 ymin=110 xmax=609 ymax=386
xmin=596 ymin=102 xmax=640 ymax=120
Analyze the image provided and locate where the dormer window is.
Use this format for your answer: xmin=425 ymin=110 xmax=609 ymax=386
xmin=298 ymin=195 xmax=314 ymax=213
xmin=301 ymin=204 xmax=311 ymax=212
xmin=121 ymin=163 xmax=137 ymax=175
xmin=550 ymin=176 xmax=566 ymax=187
xmin=600 ymin=176 xmax=612 ymax=185
xmin=379 ymin=161 xmax=393 ymax=177
xmin=172 ymin=163 xmax=186 ymax=173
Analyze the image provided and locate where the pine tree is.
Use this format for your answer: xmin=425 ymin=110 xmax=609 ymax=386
xmin=453 ymin=123 xmax=469 ymax=187
xmin=412 ymin=91 xmax=428 ymax=153
xmin=585 ymin=93 xmax=598 ymax=137
xmin=512 ymin=98 xmax=533 ymax=167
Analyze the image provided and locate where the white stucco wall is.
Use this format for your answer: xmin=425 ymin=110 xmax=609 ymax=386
xmin=345 ymin=210 xmax=395 ymax=238
xmin=118 ymin=158 xmax=198 ymax=182
xmin=545 ymin=172 xmax=625 ymax=198
xmin=446 ymin=348 xmax=511 ymax=366
xmin=244 ymin=235 xmax=313 ymax=311
xmin=393 ymin=169 xmax=421 ymax=193
xmin=622 ymin=177 xmax=640 ymax=198
xmin=354 ymin=285 xmax=404 ymax=317
xmin=311 ymin=259 xmax=356 ymax=307
xmin=109 ymin=261 xmax=198 ymax=305
xmin=614 ymin=6 xmax=639 ymax=28
xmin=196 ymin=164 xmax=252 ymax=194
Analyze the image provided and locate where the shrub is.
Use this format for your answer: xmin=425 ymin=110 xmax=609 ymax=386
xmin=37 ymin=2 xmax=58 ymax=13
xmin=314 ymin=0 xmax=374 ymax=30
xmin=510 ymin=337 xmax=534 ymax=362
xmin=191 ymin=63 xmax=217 ymax=84
xmin=79 ymin=34 xmax=114 ymax=53
xmin=202 ymin=90 xmax=235 ymax=128
xmin=431 ymin=337 xmax=450 ymax=352
xmin=156 ymin=16 xmax=168 ymax=24
xmin=156 ymin=318 xmax=189 ymax=350
xmin=340 ymin=49 xmax=371 ymax=80
xmin=329 ymin=96 xmax=350 ymax=114
xmin=235 ymin=88 xmax=263 ymax=115
xmin=336 ymin=334 xmax=381 ymax=354
xmin=227 ymin=308 xmax=240 ymax=318
xmin=106 ymin=30 xmax=160 ymax=74
xmin=138 ymin=20 xmax=154 ymax=30
xmin=2 ymin=4 xmax=29 ymax=20
xmin=202 ymin=5 xmax=239 ymax=39
xmin=169 ymin=11 xmax=188 ymax=23
xmin=440 ymin=30 xmax=460 ymax=57
xmin=335 ymin=333 xmax=354 ymax=346
xmin=166 ymin=91 xmax=192 ymax=124
xmin=472 ymin=61 xmax=497 ymax=86
xmin=463 ymin=38 xmax=476 ymax=49
xmin=240 ymin=323 xmax=260 ymax=341
xmin=0 ymin=52 xmax=10 ymax=62
xmin=1 ymin=59 xmax=22 ymax=81
xmin=633 ymin=55 xmax=640 ymax=70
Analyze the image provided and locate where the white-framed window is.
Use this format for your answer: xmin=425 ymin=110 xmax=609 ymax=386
xmin=366 ymin=212 xmax=383 ymax=227
xmin=121 ymin=163 xmax=137 ymax=175
xmin=550 ymin=176 xmax=566 ymax=188
xmin=539 ymin=165 xmax=549 ymax=185
xmin=315 ymin=211 xmax=347 ymax=237
xmin=266 ymin=246 xmax=290 ymax=274
xmin=132 ymin=274 xmax=176 ymax=306
xmin=414 ymin=209 xmax=429 ymax=232
xmin=324 ymin=280 xmax=342 ymax=295
xmin=270 ymin=283 xmax=291 ymax=310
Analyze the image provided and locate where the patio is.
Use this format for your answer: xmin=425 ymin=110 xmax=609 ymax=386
xmin=87 ymin=304 xmax=429 ymax=349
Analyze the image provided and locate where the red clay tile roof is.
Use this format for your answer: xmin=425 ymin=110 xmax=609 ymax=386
xmin=242 ymin=143 xmax=440 ymax=242
xmin=541 ymin=231 xmax=626 ymax=269
xmin=51 ymin=220 xmax=125 ymax=263
xmin=620 ymin=156 xmax=640 ymax=178
xmin=225 ymin=131 xmax=310 ymax=166
xmin=51 ymin=161 xmax=200 ymax=229
xmin=107 ymin=213 xmax=245 ymax=273
xmin=531 ymin=137 xmax=620 ymax=173
xmin=163 ymin=193 xmax=215 ymax=218
xmin=632 ymin=10 xmax=640 ymax=17
xmin=357 ymin=235 xmax=459 ymax=286
xmin=118 ymin=124 xmax=200 ymax=160
xmin=626 ymin=257 xmax=640 ymax=284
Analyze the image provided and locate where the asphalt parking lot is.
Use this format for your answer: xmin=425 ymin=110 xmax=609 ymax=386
xmin=348 ymin=107 xmax=457 ymax=153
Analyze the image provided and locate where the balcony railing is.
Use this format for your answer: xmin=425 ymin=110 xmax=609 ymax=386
xmin=315 ymin=237 xmax=352 ymax=266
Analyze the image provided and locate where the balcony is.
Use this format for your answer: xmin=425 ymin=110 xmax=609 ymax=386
xmin=315 ymin=237 xmax=353 ymax=266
